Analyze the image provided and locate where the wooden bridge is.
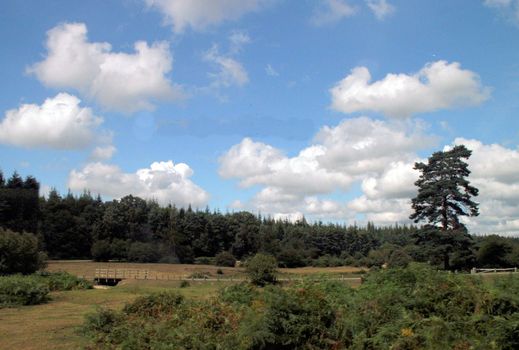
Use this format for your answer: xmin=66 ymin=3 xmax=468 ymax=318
xmin=93 ymin=268 xmax=363 ymax=285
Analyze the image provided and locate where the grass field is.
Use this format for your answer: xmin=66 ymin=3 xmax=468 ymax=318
xmin=1 ymin=261 xmax=366 ymax=349
xmin=0 ymin=278 xmax=234 ymax=350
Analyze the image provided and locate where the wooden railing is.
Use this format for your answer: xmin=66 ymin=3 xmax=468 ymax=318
xmin=471 ymin=267 xmax=518 ymax=274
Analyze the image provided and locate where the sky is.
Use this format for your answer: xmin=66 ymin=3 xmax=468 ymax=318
xmin=1 ymin=0 xmax=519 ymax=235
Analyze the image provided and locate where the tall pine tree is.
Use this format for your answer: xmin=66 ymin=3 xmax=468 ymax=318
xmin=410 ymin=145 xmax=479 ymax=230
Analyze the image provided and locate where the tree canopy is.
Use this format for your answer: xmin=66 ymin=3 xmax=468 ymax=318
xmin=410 ymin=145 xmax=479 ymax=231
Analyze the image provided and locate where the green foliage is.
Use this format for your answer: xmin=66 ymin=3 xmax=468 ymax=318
xmin=245 ymin=253 xmax=278 ymax=286
xmin=127 ymin=241 xmax=160 ymax=263
xmin=0 ymin=228 xmax=47 ymax=275
xmin=410 ymin=145 xmax=479 ymax=230
xmin=215 ymin=250 xmax=236 ymax=267
xmin=36 ymin=271 xmax=93 ymax=291
xmin=194 ymin=256 xmax=216 ymax=265
xmin=82 ymin=264 xmax=519 ymax=350
xmin=179 ymin=280 xmax=190 ymax=288
xmin=0 ymin=274 xmax=49 ymax=307
xmin=477 ymin=235 xmax=514 ymax=267
xmin=123 ymin=291 xmax=184 ymax=318
xmin=90 ymin=239 xmax=112 ymax=262
xmin=218 ymin=282 xmax=257 ymax=306
xmin=188 ymin=271 xmax=210 ymax=279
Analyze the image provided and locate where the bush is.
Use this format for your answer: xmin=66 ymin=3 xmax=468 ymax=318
xmin=215 ymin=251 xmax=236 ymax=267
xmin=194 ymin=256 xmax=216 ymax=265
xmin=188 ymin=271 xmax=210 ymax=279
xmin=37 ymin=271 xmax=93 ymax=291
xmin=179 ymin=280 xmax=190 ymax=288
xmin=245 ymin=253 xmax=278 ymax=286
xmin=0 ymin=228 xmax=46 ymax=275
xmin=127 ymin=242 xmax=160 ymax=263
xmin=91 ymin=240 xmax=112 ymax=262
xmin=82 ymin=265 xmax=519 ymax=350
xmin=123 ymin=291 xmax=184 ymax=318
xmin=0 ymin=275 xmax=49 ymax=307
xmin=218 ymin=283 xmax=257 ymax=306
xmin=277 ymin=248 xmax=306 ymax=268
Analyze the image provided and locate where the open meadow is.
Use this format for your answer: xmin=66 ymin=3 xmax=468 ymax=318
xmin=0 ymin=260 xmax=365 ymax=350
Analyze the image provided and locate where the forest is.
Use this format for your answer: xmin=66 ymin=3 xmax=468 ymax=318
xmin=1 ymin=168 xmax=518 ymax=271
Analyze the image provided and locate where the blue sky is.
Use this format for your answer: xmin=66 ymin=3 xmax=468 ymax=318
xmin=1 ymin=0 xmax=518 ymax=235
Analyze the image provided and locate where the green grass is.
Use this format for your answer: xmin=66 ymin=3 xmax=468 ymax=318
xmin=0 ymin=279 xmax=227 ymax=350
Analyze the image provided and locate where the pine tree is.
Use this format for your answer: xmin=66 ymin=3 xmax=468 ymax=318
xmin=410 ymin=145 xmax=479 ymax=231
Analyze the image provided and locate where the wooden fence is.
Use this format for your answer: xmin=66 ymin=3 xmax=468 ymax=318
xmin=471 ymin=267 xmax=518 ymax=274
xmin=93 ymin=268 xmax=363 ymax=284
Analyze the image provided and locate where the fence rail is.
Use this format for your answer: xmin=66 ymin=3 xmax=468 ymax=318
xmin=92 ymin=268 xmax=363 ymax=284
xmin=471 ymin=267 xmax=518 ymax=274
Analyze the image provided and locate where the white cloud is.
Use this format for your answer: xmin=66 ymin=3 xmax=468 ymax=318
xmin=330 ymin=61 xmax=490 ymax=118
xmin=265 ymin=64 xmax=279 ymax=77
xmin=219 ymin=116 xmax=519 ymax=234
xmin=90 ymin=145 xmax=117 ymax=161
xmin=220 ymin=117 xmax=431 ymax=222
xmin=0 ymin=93 xmax=102 ymax=149
xmin=219 ymin=137 xmax=353 ymax=195
xmin=229 ymin=31 xmax=251 ymax=53
xmin=311 ymin=0 xmax=357 ymax=26
xmin=366 ymin=0 xmax=395 ymax=20
xmin=314 ymin=117 xmax=435 ymax=174
xmin=204 ymin=44 xmax=249 ymax=88
xmin=145 ymin=0 xmax=268 ymax=33
xmin=68 ymin=160 xmax=209 ymax=207
xmin=484 ymin=0 xmax=519 ymax=25
xmin=446 ymin=138 xmax=519 ymax=235
xmin=28 ymin=22 xmax=183 ymax=113
xmin=484 ymin=0 xmax=512 ymax=6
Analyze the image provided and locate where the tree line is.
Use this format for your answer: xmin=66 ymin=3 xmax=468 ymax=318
xmin=0 ymin=166 xmax=518 ymax=270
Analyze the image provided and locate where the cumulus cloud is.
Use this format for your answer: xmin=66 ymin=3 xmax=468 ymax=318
xmin=0 ymin=93 xmax=103 ymax=149
xmin=366 ymin=0 xmax=395 ymax=20
xmin=90 ymin=145 xmax=117 ymax=161
xmin=331 ymin=61 xmax=490 ymax=118
xmin=204 ymin=44 xmax=249 ymax=88
xmin=68 ymin=160 xmax=209 ymax=207
xmin=220 ymin=138 xmax=353 ymax=194
xmin=265 ymin=64 xmax=279 ymax=77
xmin=219 ymin=116 xmax=519 ymax=234
xmin=28 ymin=23 xmax=183 ymax=113
xmin=219 ymin=117 xmax=432 ymax=222
xmin=145 ymin=0 xmax=268 ymax=33
xmin=484 ymin=0 xmax=519 ymax=25
xmin=311 ymin=0 xmax=357 ymax=26
xmin=446 ymin=138 xmax=519 ymax=235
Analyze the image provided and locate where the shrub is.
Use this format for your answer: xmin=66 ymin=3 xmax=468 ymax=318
xmin=0 ymin=228 xmax=46 ymax=275
xmin=216 ymin=268 xmax=224 ymax=275
xmin=91 ymin=239 xmax=112 ymax=262
xmin=179 ymin=280 xmax=190 ymax=288
xmin=127 ymin=242 xmax=160 ymax=263
xmin=215 ymin=251 xmax=237 ymax=267
xmin=245 ymin=253 xmax=277 ymax=286
xmin=194 ymin=256 xmax=216 ymax=265
xmin=189 ymin=271 xmax=210 ymax=279
xmin=0 ymin=275 xmax=49 ymax=307
xmin=123 ymin=291 xmax=184 ymax=318
xmin=277 ymin=248 xmax=306 ymax=268
xmin=37 ymin=271 xmax=93 ymax=291
xmin=218 ymin=283 xmax=257 ymax=306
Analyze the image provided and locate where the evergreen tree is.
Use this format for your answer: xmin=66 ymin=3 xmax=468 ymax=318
xmin=410 ymin=145 xmax=478 ymax=269
xmin=410 ymin=145 xmax=479 ymax=230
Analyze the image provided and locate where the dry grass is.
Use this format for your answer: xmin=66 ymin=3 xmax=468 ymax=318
xmin=0 ymin=279 xmax=229 ymax=350
xmin=279 ymin=265 xmax=366 ymax=275
xmin=46 ymin=260 xmax=245 ymax=280
xmin=0 ymin=261 xmax=366 ymax=349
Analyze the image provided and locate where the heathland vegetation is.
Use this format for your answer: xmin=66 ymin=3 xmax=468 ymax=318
xmin=1 ymin=146 xmax=519 ymax=349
